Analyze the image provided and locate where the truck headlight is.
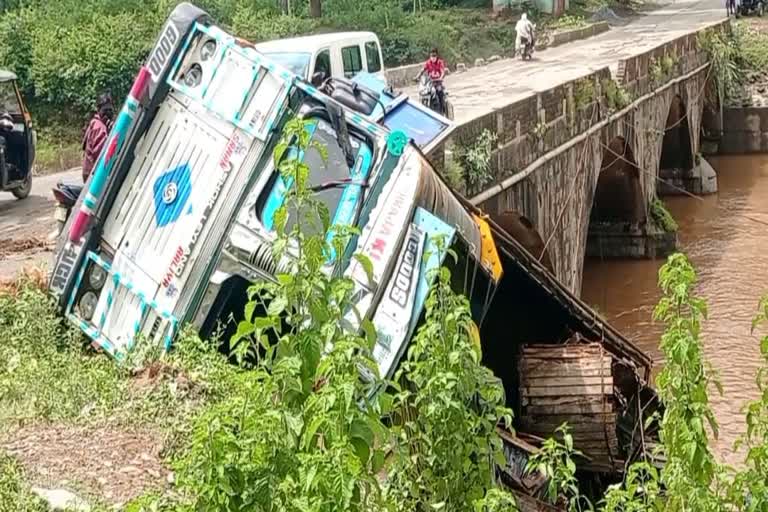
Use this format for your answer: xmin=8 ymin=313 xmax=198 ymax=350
xmin=201 ymin=40 xmax=217 ymax=61
xmin=88 ymin=265 xmax=107 ymax=290
xmin=79 ymin=291 xmax=98 ymax=321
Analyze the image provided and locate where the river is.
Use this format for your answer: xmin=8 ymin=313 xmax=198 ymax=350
xmin=581 ymin=154 xmax=768 ymax=466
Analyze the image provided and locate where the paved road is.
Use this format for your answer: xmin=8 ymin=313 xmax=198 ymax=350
xmin=0 ymin=168 xmax=81 ymax=280
xmin=403 ymin=0 xmax=727 ymax=123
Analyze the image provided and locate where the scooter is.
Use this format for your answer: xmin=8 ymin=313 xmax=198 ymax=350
xmin=49 ymin=182 xmax=82 ymax=240
xmin=519 ymin=36 xmax=535 ymax=61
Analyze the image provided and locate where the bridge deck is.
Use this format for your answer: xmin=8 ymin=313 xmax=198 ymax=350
xmin=402 ymin=0 xmax=726 ymax=124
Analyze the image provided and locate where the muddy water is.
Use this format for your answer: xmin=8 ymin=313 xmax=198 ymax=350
xmin=581 ymin=155 xmax=768 ymax=466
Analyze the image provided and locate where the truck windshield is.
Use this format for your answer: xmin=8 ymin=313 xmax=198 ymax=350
xmin=260 ymin=52 xmax=311 ymax=77
xmin=260 ymin=118 xmax=373 ymax=239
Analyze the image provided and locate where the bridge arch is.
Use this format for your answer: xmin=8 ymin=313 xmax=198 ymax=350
xmin=493 ymin=210 xmax=554 ymax=274
xmin=590 ymin=136 xmax=645 ymax=225
xmin=659 ymin=94 xmax=693 ymax=173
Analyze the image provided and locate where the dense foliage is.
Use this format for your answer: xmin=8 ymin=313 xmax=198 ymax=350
xmin=0 ymin=0 xmax=515 ymax=131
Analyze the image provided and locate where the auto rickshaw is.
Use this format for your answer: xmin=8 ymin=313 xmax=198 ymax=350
xmin=739 ymin=0 xmax=765 ymax=16
xmin=0 ymin=69 xmax=35 ymax=199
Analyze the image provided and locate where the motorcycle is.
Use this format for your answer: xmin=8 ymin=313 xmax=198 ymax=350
xmin=49 ymin=182 xmax=82 ymax=240
xmin=519 ymin=36 xmax=534 ymax=61
xmin=417 ymin=75 xmax=454 ymax=120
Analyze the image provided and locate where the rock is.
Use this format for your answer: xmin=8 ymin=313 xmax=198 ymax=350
xmin=31 ymin=487 xmax=91 ymax=512
xmin=474 ymin=58 xmax=486 ymax=67
xmin=693 ymin=157 xmax=718 ymax=194
xmin=455 ymin=63 xmax=467 ymax=73
xmin=167 ymin=471 xmax=176 ymax=485
xmin=487 ymin=55 xmax=501 ymax=63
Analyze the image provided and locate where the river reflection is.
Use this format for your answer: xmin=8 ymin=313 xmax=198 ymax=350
xmin=581 ymin=155 xmax=768 ymax=466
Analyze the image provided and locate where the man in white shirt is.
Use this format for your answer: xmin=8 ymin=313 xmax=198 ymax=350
xmin=515 ymin=13 xmax=535 ymax=56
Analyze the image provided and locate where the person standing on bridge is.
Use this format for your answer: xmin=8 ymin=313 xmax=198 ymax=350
xmin=81 ymin=93 xmax=114 ymax=183
xmin=515 ymin=13 xmax=535 ymax=56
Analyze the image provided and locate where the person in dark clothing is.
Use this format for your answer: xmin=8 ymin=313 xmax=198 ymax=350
xmin=82 ymin=93 xmax=114 ymax=183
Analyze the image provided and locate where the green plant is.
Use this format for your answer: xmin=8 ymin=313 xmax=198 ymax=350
xmin=0 ymin=453 xmax=46 ymax=512
xmin=549 ymin=13 xmax=588 ymax=31
xmin=650 ymin=197 xmax=678 ymax=233
xmin=727 ymin=296 xmax=768 ymax=510
xmin=573 ymin=78 xmax=596 ymax=111
xmin=178 ymin=117 xmax=392 ymax=511
xmin=649 ymin=58 xmax=663 ymax=85
xmin=525 ymin=423 xmax=591 ymax=511
xmin=698 ymin=28 xmax=741 ymax=105
xmin=531 ymin=121 xmax=549 ymax=142
xmin=601 ymin=78 xmax=632 ymax=112
xmin=443 ymin=157 xmax=467 ymax=192
xmin=454 ymin=129 xmax=498 ymax=193
xmin=386 ymin=262 xmax=513 ymax=510
xmin=653 ymin=253 xmax=728 ymax=511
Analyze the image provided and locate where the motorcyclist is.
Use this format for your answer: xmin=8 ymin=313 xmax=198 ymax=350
xmin=82 ymin=93 xmax=114 ymax=183
xmin=515 ymin=13 xmax=535 ymax=57
xmin=416 ymin=48 xmax=447 ymax=115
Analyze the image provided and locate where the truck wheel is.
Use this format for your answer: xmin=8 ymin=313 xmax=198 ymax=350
xmin=11 ymin=172 xmax=31 ymax=199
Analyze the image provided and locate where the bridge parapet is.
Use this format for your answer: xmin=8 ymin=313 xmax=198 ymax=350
xmin=616 ymin=19 xmax=729 ymax=97
xmin=444 ymin=66 xmax=612 ymax=197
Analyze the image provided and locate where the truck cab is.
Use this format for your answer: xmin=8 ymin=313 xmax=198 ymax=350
xmin=48 ymin=4 xmax=492 ymax=383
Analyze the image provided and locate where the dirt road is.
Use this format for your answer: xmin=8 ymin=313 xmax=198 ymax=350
xmin=0 ymin=168 xmax=81 ymax=281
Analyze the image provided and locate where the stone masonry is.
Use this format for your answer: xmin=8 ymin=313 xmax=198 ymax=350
xmin=413 ymin=0 xmax=729 ymax=294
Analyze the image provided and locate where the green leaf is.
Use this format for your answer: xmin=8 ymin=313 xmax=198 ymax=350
xmin=350 ymin=437 xmax=370 ymax=464
xmin=353 ymin=253 xmax=375 ymax=288
xmin=267 ymin=296 xmax=288 ymax=317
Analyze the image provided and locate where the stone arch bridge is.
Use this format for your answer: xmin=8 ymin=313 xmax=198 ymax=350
xmin=429 ymin=20 xmax=727 ymax=294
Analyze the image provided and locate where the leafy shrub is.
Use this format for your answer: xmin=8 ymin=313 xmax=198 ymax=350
xmin=455 ymin=129 xmax=498 ymax=194
xmin=650 ymin=197 xmax=678 ymax=233
xmin=29 ymin=10 xmax=156 ymax=114
xmin=0 ymin=453 xmax=46 ymax=512
xmin=386 ymin=264 xmax=512 ymax=510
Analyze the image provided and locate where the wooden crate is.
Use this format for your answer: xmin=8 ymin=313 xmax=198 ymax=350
xmin=519 ymin=343 xmax=620 ymax=469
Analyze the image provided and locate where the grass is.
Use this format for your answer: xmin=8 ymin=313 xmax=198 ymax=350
xmin=0 ymin=272 xmax=248 ymax=507
xmin=0 ymin=453 xmax=46 ymax=512
xmin=33 ymin=127 xmax=81 ymax=176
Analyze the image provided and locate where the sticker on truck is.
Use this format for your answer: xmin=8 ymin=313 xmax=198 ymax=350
xmin=372 ymin=223 xmax=425 ymax=378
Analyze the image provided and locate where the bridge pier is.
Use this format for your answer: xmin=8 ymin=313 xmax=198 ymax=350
xmin=657 ymin=157 xmax=718 ymax=196
xmin=657 ymin=94 xmax=718 ymax=196
xmin=586 ymin=220 xmax=677 ymax=259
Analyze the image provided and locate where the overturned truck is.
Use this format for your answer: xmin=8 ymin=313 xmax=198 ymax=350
xmin=47 ymin=2 xmax=660 ymax=502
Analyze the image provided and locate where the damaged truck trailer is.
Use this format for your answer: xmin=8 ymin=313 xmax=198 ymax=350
xmin=47 ymin=2 xmax=662 ymax=502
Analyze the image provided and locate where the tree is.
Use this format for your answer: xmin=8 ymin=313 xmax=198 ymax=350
xmin=309 ymin=0 xmax=321 ymax=17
